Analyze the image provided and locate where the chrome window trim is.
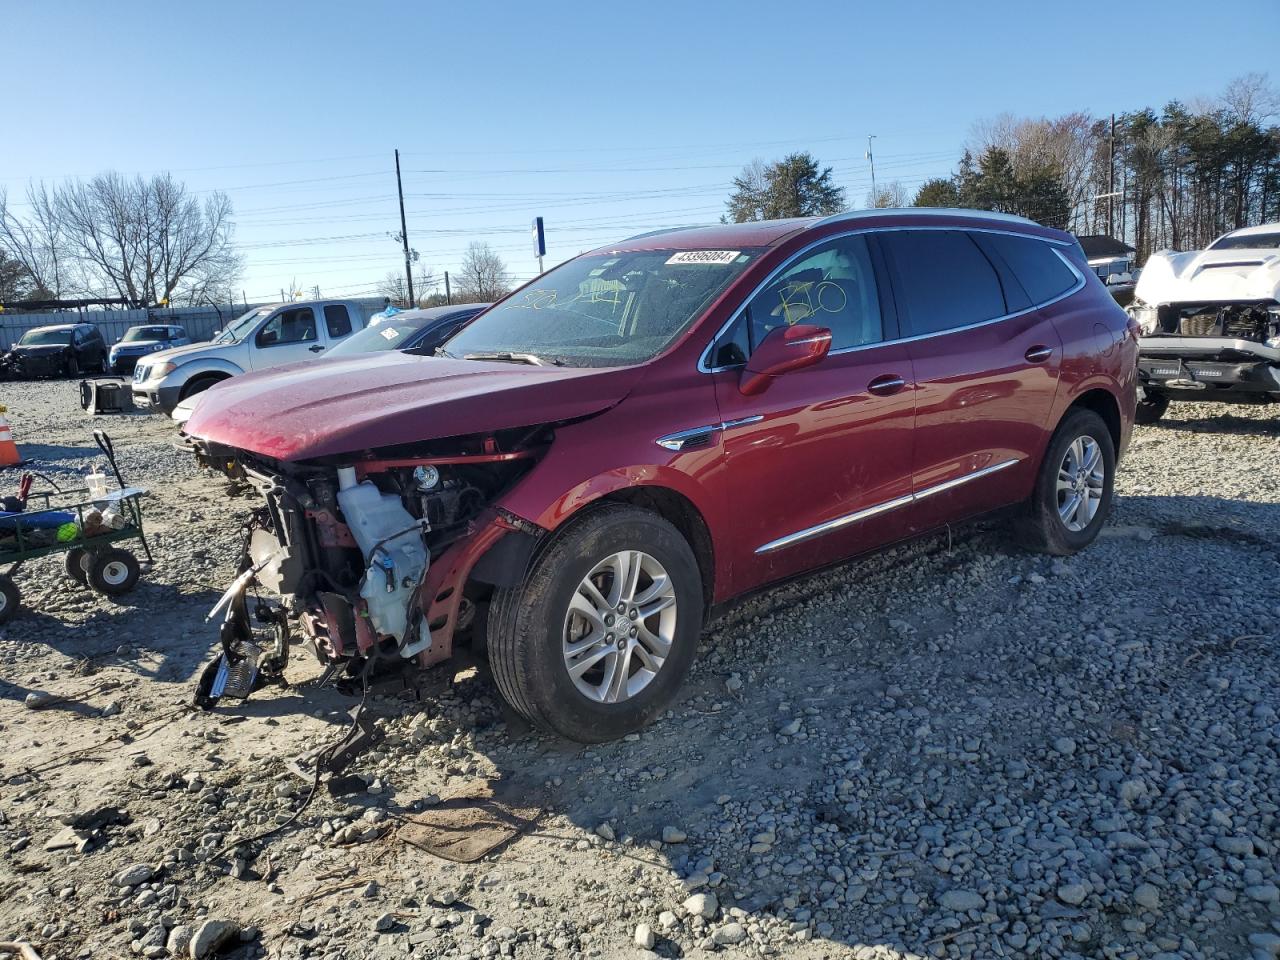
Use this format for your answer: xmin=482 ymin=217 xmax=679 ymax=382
xmin=656 ymin=414 xmax=764 ymax=451
xmin=698 ymin=226 xmax=1084 ymax=374
xmin=754 ymin=458 xmax=1020 ymax=554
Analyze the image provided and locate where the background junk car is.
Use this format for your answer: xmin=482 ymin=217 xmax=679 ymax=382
xmin=182 ymin=209 xmax=1136 ymax=743
xmin=108 ymin=323 xmax=191 ymax=375
xmin=1128 ymin=222 xmax=1280 ymax=423
xmin=5 ymin=322 xmax=108 ymax=378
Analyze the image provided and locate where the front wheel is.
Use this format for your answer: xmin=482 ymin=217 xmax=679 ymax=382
xmin=66 ymin=355 xmax=81 ymax=378
xmin=488 ymin=504 xmax=703 ymax=742
xmin=87 ymin=548 xmax=141 ymax=597
xmin=1015 ymin=409 xmax=1116 ymax=556
xmin=0 ymin=575 xmax=19 ymax=625
xmin=1135 ymin=386 xmax=1169 ymax=425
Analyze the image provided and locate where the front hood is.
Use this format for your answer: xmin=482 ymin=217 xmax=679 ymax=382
xmin=146 ymin=341 xmax=229 ymax=366
xmin=1135 ymin=247 xmax=1280 ymax=305
xmin=183 ymin=352 xmax=644 ymax=461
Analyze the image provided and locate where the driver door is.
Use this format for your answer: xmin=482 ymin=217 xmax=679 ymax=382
xmin=251 ymin=306 xmax=324 ymax=369
xmin=710 ymin=234 xmax=918 ymax=595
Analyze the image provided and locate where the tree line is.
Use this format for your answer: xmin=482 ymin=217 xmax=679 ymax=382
xmin=0 ymin=173 xmax=241 ymax=306
xmin=726 ymin=74 xmax=1280 ymax=263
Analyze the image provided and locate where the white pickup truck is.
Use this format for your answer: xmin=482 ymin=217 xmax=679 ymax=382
xmin=131 ymin=300 xmax=374 ymax=415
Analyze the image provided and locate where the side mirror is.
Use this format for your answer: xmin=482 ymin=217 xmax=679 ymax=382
xmin=739 ymin=324 xmax=832 ymax=396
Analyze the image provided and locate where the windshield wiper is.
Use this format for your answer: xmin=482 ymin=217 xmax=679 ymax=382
xmin=434 ymin=346 xmax=456 ymax=359
xmin=464 ymin=351 xmax=558 ymax=366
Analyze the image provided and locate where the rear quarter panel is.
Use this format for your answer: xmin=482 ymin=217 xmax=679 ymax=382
xmin=1045 ymin=278 xmax=1137 ymax=461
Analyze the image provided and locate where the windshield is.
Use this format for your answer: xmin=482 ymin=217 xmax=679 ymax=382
xmin=443 ymin=248 xmax=760 ymax=367
xmin=123 ymin=326 xmax=170 ymax=342
xmin=1210 ymin=232 xmax=1280 ymax=250
xmin=214 ymin=307 xmax=273 ymax=344
xmin=327 ymin=315 xmax=433 ymax=356
xmin=18 ymin=328 xmax=73 ymax=346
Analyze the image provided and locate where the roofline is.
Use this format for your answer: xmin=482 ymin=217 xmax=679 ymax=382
xmin=815 ymin=207 xmax=1039 ymax=229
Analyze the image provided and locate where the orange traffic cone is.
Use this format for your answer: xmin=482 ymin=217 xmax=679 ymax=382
xmin=0 ymin=405 xmax=21 ymax=467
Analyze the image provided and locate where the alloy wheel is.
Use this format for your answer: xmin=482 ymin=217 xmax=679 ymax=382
xmin=562 ymin=550 xmax=678 ymax=703
xmin=1056 ymin=435 xmax=1105 ymax=532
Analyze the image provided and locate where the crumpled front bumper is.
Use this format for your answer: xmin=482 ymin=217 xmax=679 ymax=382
xmin=1138 ymin=336 xmax=1280 ymax=396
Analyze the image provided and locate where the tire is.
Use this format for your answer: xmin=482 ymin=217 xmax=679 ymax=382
xmin=87 ymin=548 xmax=141 ymax=597
xmin=1135 ymin=387 xmax=1169 ymax=425
xmin=179 ymin=375 xmax=227 ymax=401
xmin=0 ymin=575 xmax=19 ymax=625
xmin=65 ymin=548 xmax=89 ymax=586
xmin=488 ymin=504 xmax=703 ymax=743
xmin=66 ymin=355 xmax=81 ymax=378
xmin=1015 ymin=409 xmax=1116 ymax=556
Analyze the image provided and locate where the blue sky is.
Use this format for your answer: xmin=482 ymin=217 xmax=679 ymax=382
xmin=4 ymin=0 xmax=1278 ymax=302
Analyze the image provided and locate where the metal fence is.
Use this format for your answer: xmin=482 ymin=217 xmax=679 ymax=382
xmin=0 ymin=298 xmax=387 ymax=350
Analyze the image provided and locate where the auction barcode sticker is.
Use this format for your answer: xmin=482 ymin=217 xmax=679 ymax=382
xmin=666 ymin=250 xmax=741 ymax=265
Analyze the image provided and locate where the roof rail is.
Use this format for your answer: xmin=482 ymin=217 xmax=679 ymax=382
xmin=618 ymin=225 xmax=708 ymax=242
xmin=814 ymin=207 xmax=1039 ymax=229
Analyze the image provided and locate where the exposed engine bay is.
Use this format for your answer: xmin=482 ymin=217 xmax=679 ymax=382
xmin=1134 ymin=301 xmax=1280 ymax=344
xmin=190 ymin=426 xmax=549 ymax=710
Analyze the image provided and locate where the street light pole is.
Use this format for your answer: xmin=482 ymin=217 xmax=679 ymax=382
xmin=395 ymin=149 xmax=415 ymax=306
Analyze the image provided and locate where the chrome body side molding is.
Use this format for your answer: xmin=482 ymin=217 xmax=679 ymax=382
xmin=755 ymin=458 xmax=1020 ymax=554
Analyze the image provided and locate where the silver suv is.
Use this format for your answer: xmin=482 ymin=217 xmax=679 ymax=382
xmin=132 ymin=300 xmax=370 ymax=415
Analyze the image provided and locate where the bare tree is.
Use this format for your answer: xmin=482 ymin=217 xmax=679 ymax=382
xmin=1220 ymin=72 xmax=1279 ymax=123
xmin=379 ymin=270 xmax=410 ymax=306
xmin=458 ymin=242 xmax=509 ymax=301
xmin=866 ymin=181 xmax=911 ymax=208
xmin=0 ymin=183 xmax=73 ymax=297
xmin=52 ymin=172 xmax=241 ymax=305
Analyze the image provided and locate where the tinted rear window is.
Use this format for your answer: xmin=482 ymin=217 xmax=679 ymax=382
xmin=984 ymin=234 xmax=1078 ymax=305
xmin=881 ymin=231 xmax=1006 ymax=336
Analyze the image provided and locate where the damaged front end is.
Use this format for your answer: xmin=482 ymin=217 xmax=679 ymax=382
xmin=191 ymin=427 xmax=547 ymax=710
xmin=1130 ymin=300 xmax=1280 ymax=401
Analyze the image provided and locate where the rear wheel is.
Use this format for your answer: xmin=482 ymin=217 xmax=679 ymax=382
xmin=0 ymin=575 xmax=19 ymax=625
xmin=1015 ymin=409 xmax=1115 ymax=556
xmin=488 ymin=504 xmax=703 ymax=742
xmin=65 ymin=548 xmax=89 ymax=586
xmin=87 ymin=548 xmax=140 ymax=597
xmin=1135 ymin=386 xmax=1169 ymax=425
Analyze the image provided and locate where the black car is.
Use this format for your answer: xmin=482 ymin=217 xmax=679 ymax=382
xmin=6 ymin=323 xmax=109 ymax=378
xmin=325 ymin=303 xmax=489 ymax=359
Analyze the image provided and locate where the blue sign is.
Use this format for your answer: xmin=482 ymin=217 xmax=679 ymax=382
xmin=532 ymin=217 xmax=546 ymax=258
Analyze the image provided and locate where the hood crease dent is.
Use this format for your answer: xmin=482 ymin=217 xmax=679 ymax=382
xmin=182 ymin=352 xmax=644 ymax=461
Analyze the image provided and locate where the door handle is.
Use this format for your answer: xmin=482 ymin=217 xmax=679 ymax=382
xmin=309 ymin=345 xmax=325 ymax=353
xmin=867 ymin=374 xmax=906 ymax=396
xmin=1025 ymin=345 xmax=1053 ymax=363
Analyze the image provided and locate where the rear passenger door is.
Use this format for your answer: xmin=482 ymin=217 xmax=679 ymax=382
xmin=879 ymin=229 xmax=1069 ymax=529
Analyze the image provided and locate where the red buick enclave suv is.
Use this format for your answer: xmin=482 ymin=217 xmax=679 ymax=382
xmin=184 ymin=209 xmax=1136 ymax=741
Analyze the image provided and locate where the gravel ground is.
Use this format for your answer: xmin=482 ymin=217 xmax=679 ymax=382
xmin=1 ymin=379 xmax=1278 ymax=960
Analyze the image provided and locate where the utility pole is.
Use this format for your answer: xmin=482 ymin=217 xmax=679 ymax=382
xmin=444 ymin=271 xmax=451 ymax=305
xmin=1108 ymin=114 xmax=1116 ymax=237
xmin=866 ymin=135 xmax=877 ymax=207
xmin=395 ymin=149 xmax=415 ymax=306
